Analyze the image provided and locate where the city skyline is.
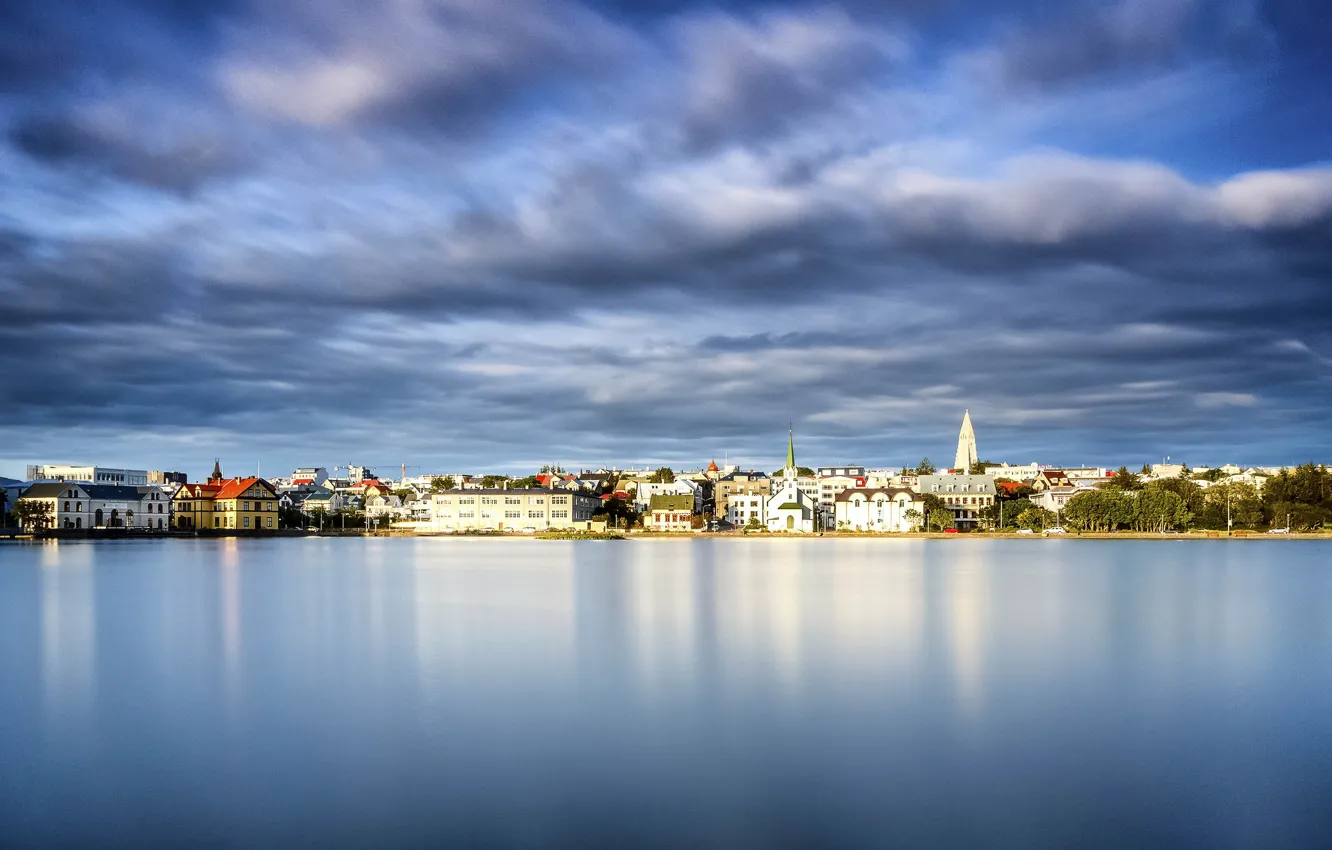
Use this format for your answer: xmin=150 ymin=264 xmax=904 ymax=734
xmin=3 ymin=0 xmax=1331 ymax=477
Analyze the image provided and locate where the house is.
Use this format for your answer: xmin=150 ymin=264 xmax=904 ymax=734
xmin=426 ymin=489 xmax=599 ymax=532
xmin=301 ymin=490 xmax=346 ymax=515
xmin=834 ymin=487 xmax=921 ymax=532
xmin=816 ymin=473 xmax=866 ymax=529
xmin=646 ymin=494 xmax=695 ymax=531
xmin=365 ymin=492 xmax=405 ymax=519
xmin=633 ymin=479 xmax=702 ymax=511
xmin=291 ymin=467 xmax=330 ymax=487
xmin=715 ymin=471 xmax=771 ymax=520
xmin=763 ymin=431 xmax=817 ymax=533
xmin=172 ymin=461 xmax=278 ymax=530
xmin=915 ymin=474 xmax=997 ymax=529
xmin=725 ymin=493 xmax=766 ymax=527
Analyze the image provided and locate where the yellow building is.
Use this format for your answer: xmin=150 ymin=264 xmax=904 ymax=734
xmin=173 ymin=461 xmax=279 ymax=531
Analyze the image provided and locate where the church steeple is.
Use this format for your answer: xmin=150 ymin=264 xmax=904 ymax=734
xmin=209 ymin=459 xmax=223 ymax=483
xmin=784 ymin=427 xmax=797 ymax=481
xmin=954 ymin=410 xmax=978 ymax=472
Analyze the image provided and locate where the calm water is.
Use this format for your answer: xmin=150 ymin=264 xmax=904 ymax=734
xmin=1 ymin=538 xmax=1331 ymax=847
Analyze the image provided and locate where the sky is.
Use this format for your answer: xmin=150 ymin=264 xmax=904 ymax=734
xmin=2 ymin=0 xmax=1330 ymax=480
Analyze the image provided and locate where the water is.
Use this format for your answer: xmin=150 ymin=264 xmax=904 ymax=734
xmin=1 ymin=538 xmax=1330 ymax=847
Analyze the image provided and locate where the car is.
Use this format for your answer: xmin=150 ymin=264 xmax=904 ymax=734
xmin=944 ymin=528 xmax=959 ymax=534
xmin=1015 ymin=528 xmax=1034 ymax=535
xmin=1044 ymin=526 xmax=1067 ymax=535
xmin=1267 ymin=527 xmax=1290 ymax=534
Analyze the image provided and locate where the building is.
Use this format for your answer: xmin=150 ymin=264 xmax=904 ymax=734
xmin=426 ymin=489 xmax=598 ymax=533
xmin=646 ymin=494 xmax=696 ymax=531
xmin=916 ymin=474 xmax=996 ymax=529
xmin=633 ymin=479 xmax=702 ymax=511
xmin=714 ymin=471 xmax=771 ymax=520
xmin=148 ymin=470 xmax=188 ymax=486
xmin=172 ymin=461 xmax=279 ymax=530
xmin=985 ymin=462 xmax=1042 ymax=481
xmin=763 ymin=431 xmax=817 ymax=533
xmin=818 ymin=465 xmax=866 ymax=478
xmin=954 ymin=410 xmax=978 ymax=471
xmin=18 ymin=482 xmax=169 ymax=530
xmin=26 ymin=464 xmax=149 ymax=486
xmin=291 ymin=467 xmax=330 ymax=487
xmin=817 ymin=473 xmax=867 ymax=529
xmin=834 ymin=487 xmax=921 ymax=532
xmin=725 ymin=493 xmax=766 ymax=527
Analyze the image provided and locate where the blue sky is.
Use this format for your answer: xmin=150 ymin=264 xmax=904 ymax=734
xmin=2 ymin=0 xmax=1330 ymax=480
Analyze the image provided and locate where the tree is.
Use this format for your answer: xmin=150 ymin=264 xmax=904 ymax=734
xmin=916 ymin=458 xmax=937 ymax=475
xmin=509 ymin=475 xmax=540 ymax=489
xmin=650 ymin=467 xmax=676 ymax=484
xmin=903 ymin=508 xmax=923 ymax=531
xmin=1101 ymin=466 xmax=1143 ymax=491
xmin=770 ymin=466 xmax=816 ymax=477
xmin=968 ymin=460 xmax=995 ymax=475
xmin=1062 ymin=489 xmax=1134 ymax=532
xmin=392 ymin=488 xmax=415 ymax=501
xmin=279 ymin=505 xmax=306 ymax=530
xmin=1132 ymin=488 xmax=1191 ymax=532
xmin=480 ymin=475 xmax=507 ymax=489
xmin=539 ymin=464 xmax=567 ymax=475
xmin=430 ymin=476 xmax=455 ymax=493
xmin=13 ymin=500 xmax=54 ymax=531
xmin=1015 ymin=507 xmax=1056 ymax=531
xmin=983 ymin=496 xmax=1036 ymax=529
xmin=1148 ymin=477 xmax=1204 ymax=517
xmin=928 ymin=508 xmax=954 ymax=531
xmin=745 ymin=516 xmax=762 ymax=531
xmin=1193 ymin=468 xmax=1226 ymax=482
xmin=1140 ymin=463 xmax=1153 ymax=476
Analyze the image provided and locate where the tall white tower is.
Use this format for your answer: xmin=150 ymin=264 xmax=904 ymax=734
xmin=954 ymin=409 xmax=978 ymax=471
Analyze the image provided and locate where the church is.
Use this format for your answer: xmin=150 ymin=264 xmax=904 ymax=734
xmin=764 ymin=429 xmax=817 ymax=533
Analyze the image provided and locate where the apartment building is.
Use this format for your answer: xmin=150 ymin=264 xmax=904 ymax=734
xmin=714 ymin=472 xmax=771 ymax=519
xmin=26 ymin=464 xmax=149 ymax=486
xmin=426 ymin=489 xmax=598 ymax=532
xmin=915 ymin=474 xmax=997 ymax=529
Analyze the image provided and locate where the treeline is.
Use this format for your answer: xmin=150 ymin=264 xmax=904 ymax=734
xmin=990 ymin=463 xmax=1331 ymax=532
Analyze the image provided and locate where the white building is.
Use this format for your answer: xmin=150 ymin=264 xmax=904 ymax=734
xmin=725 ymin=493 xmax=766 ymax=527
xmin=426 ymin=489 xmax=598 ymax=533
xmin=26 ymin=464 xmax=149 ymax=486
xmin=984 ymin=462 xmax=1043 ymax=481
xmin=834 ymin=487 xmax=921 ymax=532
xmin=817 ymin=473 xmax=866 ymax=528
xmin=953 ymin=410 xmax=978 ymax=471
xmin=18 ymin=482 xmax=169 ymax=530
xmin=764 ymin=431 xmax=817 ymax=533
xmin=291 ymin=467 xmax=330 ymax=486
xmin=915 ymin=474 xmax=997 ymax=529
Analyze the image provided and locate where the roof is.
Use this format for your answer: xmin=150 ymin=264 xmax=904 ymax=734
xmin=433 ymin=488 xmax=597 ymax=497
xmin=835 ymin=487 xmax=916 ymax=503
xmin=707 ymin=459 xmax=720 ymax=472
xmin=214 ymin=477 xmax=277 ymax=500
xmin=176 ymin=482 xmax=221 ymax=498
xmin=20 ymin=482 xmax=81 ymax=499
xmin=649 ymin=494 xmax=695 ymax=512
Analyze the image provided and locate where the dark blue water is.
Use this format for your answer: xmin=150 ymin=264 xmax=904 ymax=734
xmin=1 ymin=538 xmax=1330 ymax=847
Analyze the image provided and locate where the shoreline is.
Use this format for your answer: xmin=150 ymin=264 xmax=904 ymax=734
xmin=4 ymin=530 xmax=1328 ymax=542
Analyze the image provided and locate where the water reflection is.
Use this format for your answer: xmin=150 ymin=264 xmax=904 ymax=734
xmin=2 ymin=538 xmax=1331 ymax=847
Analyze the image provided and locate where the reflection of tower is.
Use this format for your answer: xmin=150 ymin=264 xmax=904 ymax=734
xmin=954 ymin=410 xmax=978 ymax=471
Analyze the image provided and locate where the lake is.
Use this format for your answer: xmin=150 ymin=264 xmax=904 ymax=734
xmin=1 ymin=538 xmax=1330 ymax=847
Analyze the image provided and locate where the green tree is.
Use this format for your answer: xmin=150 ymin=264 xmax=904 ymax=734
xmin=480 ymin=475 xmax=508 ymax=489
xmin=430 ymin=476 xmax=455 ymax=493
xmin=539 ymin=465 xmax=567 ymax=475
xmin=509 ymin=475 xmax=541 ymax=489
xmin=967 ymin=459 xmax=996 ymax=475
xmin=1147 ymin=477 xmax=1204 ymax=517
xmin=928 ymin=508 xmax=954 ymax=531
xmin=1193 ymin=468 xmax=1226 ymax=482
xmin=1015 ymin=507 xmax=1056 ymax=531
xmin=983 ymin=496 xmax=1036 ymax=529
xmin=650 ymin=467 xmax=676 ymax=484
xmin=1132 ymin=488 xmax=1191 ymax=532
xmin=903 ymin=508 xmax=923 ymax=531
xmin=770 ymin=466 xmax=816 ymax=477
xmin=13 ymin=500 xmax=53 ymax=531
xmin=1101 ymin=466 xmax=1143 ymax=491
xmin=916 ymin=458 xmax=937 ymax=475
xmin=745 ymin=516 xmax=762 ymax=531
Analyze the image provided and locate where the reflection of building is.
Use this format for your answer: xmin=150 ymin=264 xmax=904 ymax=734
xmin=764 ymin=430 xmax=816 ymax=533
xmin=834 ymin=487 xmax=921 ymax=532
xmin=426 ymin=489 xmax=598 ymax=532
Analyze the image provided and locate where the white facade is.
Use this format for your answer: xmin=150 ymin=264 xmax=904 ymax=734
xmin=834 ymin=488 xmax=921 ymax=532
xmin=27 ymin=464 xmax=149 ymax=486
xmin=954 ymin=410 xmax=978 ymax=471
xmin=764 ymin=479 xmax=816 ymax=533
xmin=916 ymin=474 xmax=997 ymax=528
xmin=427 ymin=489 xmax=598 ymax=532
xmin=19 ymin=483 xmax=169 ymax=530
xmin=726 ymin=494 xmax=766 ymax=527
xmin=985 ymin=463 xmax=1043 ymax=480
xmin=633 ymin=479 xmax=701 ymax=511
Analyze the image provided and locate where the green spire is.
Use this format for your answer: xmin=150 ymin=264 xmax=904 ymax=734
xmin=785 ymin=427 xmax=796 ymax=471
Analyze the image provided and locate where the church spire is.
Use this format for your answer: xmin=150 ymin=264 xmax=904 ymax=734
xmin=784 ymin=426 xmax=797 ymax=481
xmin=210 ymin=458 xmax=223 ymax=483
xmin=954 ymin=410 xmax=978 ymax=472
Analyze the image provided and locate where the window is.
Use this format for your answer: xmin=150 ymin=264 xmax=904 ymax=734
xmin=243 ymin=501 xmax=250 ymax=511
xmin=553 ymin=496 xmax=568 ymax=505
xmin=505 ymin=511 xmax=521 ymax=519
xmin=214 ymin=517 xmax=220 ymax=528
xmin=482 ymin=497 xmax=498 ymax=505
xmin=528 ymin=510 xmax=543 ymax=518
xmin=243 ymin=517 xmax=250 ymax=528
xmin=76 ymin=503 xmax=82 ymax=512
xmin=267 ymin=517 xmax=273 ymax=528
xmin=553 ymin=510 xmax=569 ymax=519
xmin=459 ymin=511 xmax=474 ymax=518
xmin=532 ymin=498 xmax=545 ymax=504
xmin=505 ymin=497 xmax=520 ymax=505
xmin=460 ymin=497 xmax=475 ymax=504
xmin=64 ymin=501 xmax=70 ymax=512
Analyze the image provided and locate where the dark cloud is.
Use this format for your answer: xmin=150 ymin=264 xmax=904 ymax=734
xmin=11 ymin=113 xmax=243 ymax=194
xmin=1 ymin=0 xmax=1331 ymax=476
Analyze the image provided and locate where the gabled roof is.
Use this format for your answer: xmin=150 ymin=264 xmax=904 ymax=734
xmin=176 ymin=482 xmax=221 ymax=498
xmin=214 ymin=477 xmax=277 ymax=500
xmin=20 ymin=482 xmax=84 ymax=500
xmin=649 ymin=494 xmax=694 ymax=512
